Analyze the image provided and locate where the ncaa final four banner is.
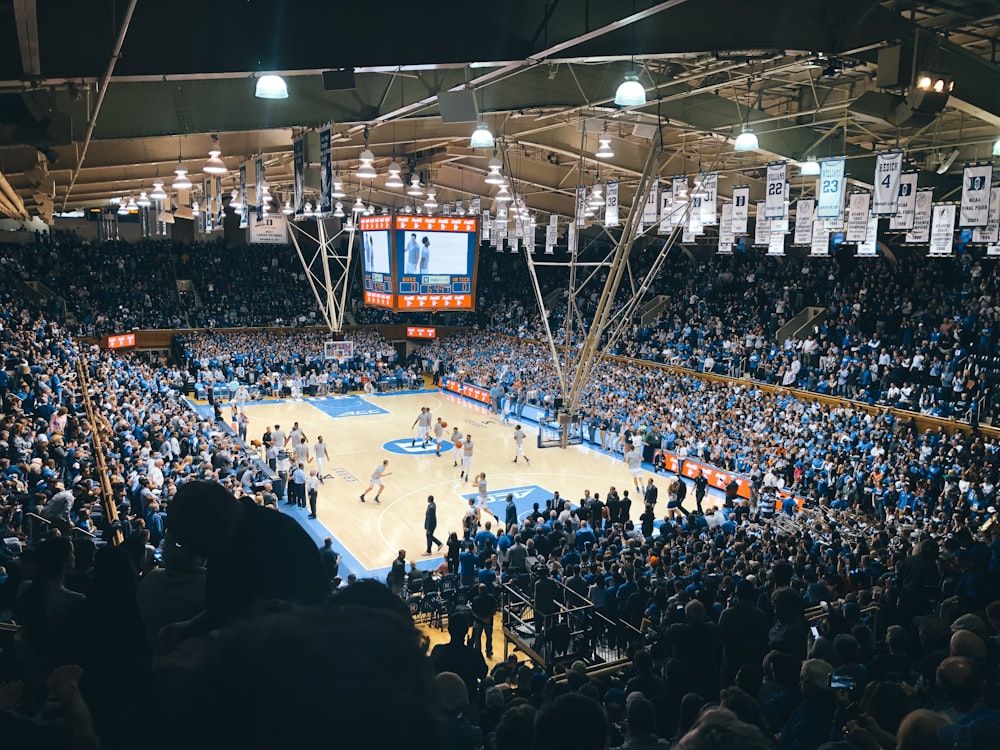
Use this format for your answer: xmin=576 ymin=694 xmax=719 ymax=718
xmin=732 ymin=186 xmax=750 ymax=234
xmin=816 ymin=157 xmax=846 ymax=219
xmin=960 ymin=162 xmax=993 ymax=227
xmin=972 ymin=187 xmax=1000 ymax=244
xmin=872 ymin=150 xmax=903 ymax=215
xmin=889 ymin=172 xmax=919 ymax=231
xmin=764 ymin=162 xmax=787 ymax=218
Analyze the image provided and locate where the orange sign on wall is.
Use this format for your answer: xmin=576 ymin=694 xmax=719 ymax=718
xmin=106 ymin=333 xmax=136 ymax=349
xmin=442 ymin=377 xmax=491 ymax=405
xmin=395 ymin=216 xmax=477 ymax=233
xmin=406 ymin=327 xmax=437 ymax=339
xmin=363 ymin=290 xmax=395 ymax=308
xmin=680 ymin=458 xmax=753 ymax=499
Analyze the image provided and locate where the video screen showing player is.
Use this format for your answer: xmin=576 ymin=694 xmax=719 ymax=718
xmin=362 ymin=231 xmax=391 ymax=275
xmin=400 ymin=230 xmax=470 ymax=277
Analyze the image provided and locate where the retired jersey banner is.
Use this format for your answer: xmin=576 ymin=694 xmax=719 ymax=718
xmin=718 ymin=202 xmax=734 ymax=246
xmin=764 ymin=161 xmax=787 ymax=218
xmin=960 ymin=162 xmax=993 ymax=227
xmin=699 ymin=172 xmax=718 ymax=225
xmin=604 ymin=180 xmax=620 ymax=227
xmin=238 ymin=163 xmax=247 ymax=229
xmin=872 ymin=150 xmax=903 ymax=215
xmin=689 ymin=201 xmax=704 ymax=235
xmin=293 ymin=137 xmax=305 ymax=217
xmin=846 ymin=193 xmax=871 ymax=242
xmin=888 ymin=172 xmax=919 ymax=231
xmin=972 ymin=187 xmax=1000 ymax=244
xmin=732 ymin=186 xmax=750 ymax=234
xmin=817 ymin=157 xmax=846 ymax=219
xmin=794 ymin=199 xmax=814 ymax=245
xmin=254 ymin=155 xmax=264 ymax=221
xmin=810 ymin=222 xmax=829 ymax=256
xmin=906 ymin=189 xmax=933 ymax=243
xmin=857 ymin=216 xmax=879 ymax=257
xmin=643 ymin=178 xmax=659 ymax=224
xmin=470 ymin=196 xmax=481 ymax=214
xmin=319 ymin=125 xmax=332 ymax=214
xmin=753 ymin=202 xmax=770 ymax=246
xmin=930 ymin=203 xmax=956 ymax=255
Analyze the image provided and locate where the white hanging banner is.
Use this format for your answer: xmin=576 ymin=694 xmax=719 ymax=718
xmin=960 ymin=162 xmax=993 ymax=227
xmin=671 ymin=176 xmax=689 ymax=226
xmin=770 ymin=217 xmax=789 ymax=234
xmin=764 ymin=162 xmax=787 ymax=218
xmin=929 ymin=203 xmax=956 ymax=255
xmin=658 ymin=190 xmax=673 ymax=234
xmin=526 ymin=220 xmax=536 ymax=253
xmin=905 ymin=189 xmax=934 ymax=243
xmin=510 ymin=235 xmax=520 ymax=254
xmin=718 ymin=202 xmax=734 ymax=246
xmin=753 ymin=202 xmax=770 ymax=246
xmin=972 ymin=187 xmax=1000 ymax=244
xmin=482 ymin=210 xmax=491 ymax=241
xmin=643 ymin=178 xmax=659 ymax=224
xmin=794 ymin=199 xmax=814 ymax=245
xmin=682 ymin=224 xmax=695 ymax=244
xmin=810 ymin=222 xmax=829 ymax=256
xmin=545 ymin=213 xmax=558 ymax=253
xmin=857 ymin=216 xmax=879 ymax=256
xmin=846 ymin=193 xmax=871 ymax=242
xmin=567 ymin=222 xmax=577 ymax=257
xmin=700 ymin=172 xmax=718 ymax=225
xmin=767 ymin=231 xmax=785 ymax=255
xmin=817 ymin=157 xmax=846 ymax=219
xmin=888 ymin=172 xmax=919 ymax=231
xmin=987 ymin=244 xmax=1000 ymax=256
xmin=471 ymin=196 xmax=481 ymax=214
xmin=575 ymin=185 xmax=588 ymax=227
xmin=689 ymin=206 xmax=704 ymax=236
xmin=455 ymin=198 xmax=464 ymax=215
xmin=717 ymin=243 xmax=734 ymax=254
xmin=732 ymin=186 xmax=750 ymax=234
xmin=872 ymin=150 xmax=904 ymax=215
xmin=604 ymin=180 xmax=620 ymax=227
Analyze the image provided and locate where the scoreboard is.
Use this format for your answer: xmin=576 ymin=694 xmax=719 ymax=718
xmin=359 ymin=213 xmax=478 ymax=312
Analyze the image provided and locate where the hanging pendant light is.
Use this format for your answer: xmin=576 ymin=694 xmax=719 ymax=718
xmin=172 ymin=163 xmax=192 ymax=190
xmin=424 ymin=187 xmax=438 ymax=210
xmin=495 ymin=183 xmax=512 ymax=202
xmin=117 ymin=200 xmax=129 ymax=215
xmin=589 ymin=184 xmax=605 ymax=207
xmin=614 ymin=72 xmax=646 ymax=107
xmin=228 ymin=188 xmax=242 ymax=209
xmin=470 ymin=121 xmax=494 ymax=148
xmin=357 ymin=131 xmax=377 ymax=180
xmin=255 ymin=74 xmax=288 ymax=99
xmin=126 ymin=195 xmax=138 ymax=211
xmin=406 ymin=175 xmax=424 ymax=197
xmin=596 ymin=126 xmax=614 ymax=159
xmin=385 ymin=161 xmax=404 ymax=188
xmin=734 ymin=127 xmax=759 ymax=152
xmin=282 ymin=200 xmax=294 ymax=215
xmin=485 ymin=155 xmax=505 ymax=185
xmin=352 ymin=197 xmax=365 ymax=214
xmin=137 ymin=191 xmax=151 ymax=208
xmin=203 ymin=135 xmax=227 ymax=175
xmin=191 ymin=201 xmax=201 ymax=217
xmin=150 ymin=180 xmax=167 ymax=201
xmin=333 ymin=201 xmax=345 ymax=218
xmin=799 ymin=158 xmax=821 ymax=175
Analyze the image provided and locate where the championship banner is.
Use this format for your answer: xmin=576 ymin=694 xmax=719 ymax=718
xmin=732 ymin=186 xmax=750 ymax=234
xmin=718 ymin=202 xmax=734 ymax=246
xmin=988 ymin=244 xmax=1000 ymax=256
xmin=767 ymin=230 xmax=785 ymax=255
xmin=455 ymin=199 xmax=464 ymax=215
xmin=604 ymin=180 xmax=619 ymax=227
xmin=689 ymin=204 xmax=704 ymax=236
xmin=960 ymin=162 xmax=993 ymax=227
xmin=817 ymin=157 xmax=846 ymax=219
xmin=682 ymin=224 xmax=695 ymax=244
xmin=888 ymin=172 xmax=919 ymax=231
xmin=930 ymin=203 xmax=956 ymax=255
xmin=810 ymin=222 xmax=829 ymax=256
xmin=846 ymin=193 xmax=871 ymax=242
xmin=671 ymin=176 xmax=689 ymax=226
xmin=525 ymin=217 xmax=536 ymax=253
xmin=293 ymin=137 xmax=305 ymax=217
xmin=575 ymin=185 xmax=588 ymax=227
xmin=658 ymin=189 xmax=672 ymax=234
xmin=753 ymin=202 xmax=770 ymax=246
xmin=567 ymin=222 xmax=577 ymax=257
xmin=972 ymin=187 xmax=1000 ymax=244
xmin=509 ymin=235 xmax=519 ymax=254
xmin=770 ymin=217 xmax=788 ymax=235
xmin=545 ymin=213 xmax=557 ymax=254
xmin=764 ymin=161 xmax=787 ymax=218
xmin=794 ymin=199 xmax=814 ymax=245
xmin=482 ymin=210 xmax=491 ymax=242
xmin=905 ymin=189 xmax=934 ymax=243
xmin=872 ymin=150 xmax=903 ymax=215
xmin=857 ymin=216 xmax=879 ymax=257
xmin=470 ymin=196 xmax=481 ymax=215
xmin=319 ymin=126 xmax=332 ymax=215
xmin=642 ymin=178 xmax=659 ymax=224
xmin=254 ymin=155 xmax=264 ymax=221
xmin=238 ymin=163 xmax=247 ymax=229
xmin=700 ymin=172 xmax=718 ymax=225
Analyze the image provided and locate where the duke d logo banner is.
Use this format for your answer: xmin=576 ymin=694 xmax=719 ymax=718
xmin=732 ymin=186 xmax=750 ymax=234
xmin=960 ymin=163 xmax=993 ymax=227
xmin=889 ymin=173 xmax=918 ymax=231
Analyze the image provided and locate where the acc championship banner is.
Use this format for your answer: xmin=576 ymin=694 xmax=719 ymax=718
xmin=906 ymin=189 xmax=934 ymax=243
xmin=319 ymin=126 xmax=332 ymax=215
xmin=767 ymin=230 xmax=785 ymax=256
xmin=753 ymin=202 xmax=770 ymax=246
xmin=604 ymin=181 xmax=619 ymax=227
xmin=972 ymin=187 xmax=1000 ymax=244
xmin=817 ymin=157 xmax=846 ymax=219
xmin=794 ymin=199 xmax=814 ymax=245
xmin=810 ymin=221 xmax=829 ymax=256
xmin=889 ymin=172 xmax=918 ymax=231
xmin=545 ymin=213 xmax=557 ymax=254
xmin=960 ymin=163 xmax=993 ymax=227
xmin=659 ymin=190 xmax=673 ymax=234
xmin=718 ymin=202 xmax=734 ymax=249
xmin=293 ymin=137 xmax=305 ymax=216
xmin=846 ymin=193 xmax=871 ymax=242
xmin=872 ymin=150 xmax=903 ymax=215
xmin=857 ymin=217 xmax=879 ymax=257
xmin=575 ymin=185 xmax=588 ymax=227
xmin=765 ymin=162 xmax=787 ymax=218
xmin=254 ymin=156 xmax=264 ymax=221
xmin=642 ymin=178 xmax=659 ymax=225
xmin=470 ymin=196 xmax=481 ymax=214
xmin=732 ymin=186 xmax=750 ymax=234
xmin=700 ymin=172 xmax=718 ymax=224
xmin=249 ymin=214 xmax=288 ymax=244
xmin=671 ymin=176 xmax=689 ymax=226
xmin=238 ymin=163 xmax=247 ymax=229
xmin=930 ymin=203 xmax=956 ymax=255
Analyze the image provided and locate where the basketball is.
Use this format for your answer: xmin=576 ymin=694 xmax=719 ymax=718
xmin=441 ymin=421 xmax=448 ymax=428
xmin=455 ymin=440 xmax=462 ymax=449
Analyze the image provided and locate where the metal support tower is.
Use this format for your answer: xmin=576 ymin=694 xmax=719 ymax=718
xmin=288 ymin=218 xmax=355 ymax=334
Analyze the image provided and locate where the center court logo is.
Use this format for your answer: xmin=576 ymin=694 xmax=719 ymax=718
xmin=382 ymin=439 xmax=454 ymax=455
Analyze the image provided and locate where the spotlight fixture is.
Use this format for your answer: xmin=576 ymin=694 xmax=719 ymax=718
xmin=916 ymin=72 xmax=954 ymax=94
xmin=596 ymin=130 xmax=614 ymax=159
xmin=385 ymin=161 xmax=404 ymax=188
xmin=150 ymin=180 xmax=167 ymax=201
xmin=282 ymin=200 xmax=293 ymax=215
xmin=136 ymin=191 xmax=151 ymax=208
xmin=333 ymin=201 xmax=345 ymax=218
xmin=799 ymin=158 xmax=821 ymax=176
xmin=614 ymin=72 xmax=646 ymax=107
xmin=485 ymin=155 xmax=505 ymax=185
xmin=172 ymin=163 xmax=192 ymax=190
xmin=203 ymin=135 xmax=227 ymax=175
xmin=470 ymin=121 xmax=495 ymax=148
xmin=734 ymin=126 xmax=759 ymax=152
xmin=255 ymin=74 xmax=288 ymax=99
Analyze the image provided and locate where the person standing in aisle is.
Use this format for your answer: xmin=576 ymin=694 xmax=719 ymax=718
xmin=460 ymin=434 xmax=475 ymax=481
xmin=307 ymin=469 xmax=319 ymax=519
xmin=423 ymin=495 xmax=443 ymax=555
xmin=313 ymin=435 xmax=329 ymax=482
xmin=360 ymin=459 xmax=391 ymax=504
xmin=512 ymin=424 xmax=530 ymax=465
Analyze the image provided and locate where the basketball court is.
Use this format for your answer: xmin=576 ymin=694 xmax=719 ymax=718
xmin=198 ymin=387 xmax=660 ymax=579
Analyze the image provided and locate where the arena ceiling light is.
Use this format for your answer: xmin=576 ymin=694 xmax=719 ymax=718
xmin=203 ymin=135 xmax=227 ymax=175
xmin=352 ymin=197 xmax=365 ymax=213
xmin=614 ymin=72 xmax=646 ymax=107
xmin=282 ymin=200 xmax=293 ymax=215
xmin=191 ymin=201 xmax=201 ymax=217
xmin=595 ymin=131 xmax=614 ymax=159
xmin=734 ymin=126 xmax=758 ymax=152
xmin=406 ymin=175 xmax=424 ymax=197
xmin=385 ymin=161 xmax=404 ymax=188
xmin=255 ymin=74 xmax=288 ymax=99
xmin=495 ymin=183 xmax=512 ymax=202
xmin=136 ymin=191 xmax=151 ymax=208
xmin=117 ymin=201 xmax=129 ymax=215
xmin=332 ymin=179 xmax=346 ymax=199
xmin=588 ymin=183 xmax=605 ymax=207
xmin=470 ymin=121 xmax=494 ymax=149
xmin=333 ymin=201 xmax=345 ymax=218
xmin=356 ymin=127 xmax=377 ymax=180
xmin=150 ymin=180 xmax=167 ymax=201
xmin=172 ymin=163 xmax=192 ymax=190
xmin=424 ymin=187 xmax=438 ymax=210
xmin=799 ymin=158 xmax=821 ymax=175
xmin=126 ymin=195 xmax=138 ymax=211
xmin=228 ymin=188 xmax=242 ymax=209
xmin=485 ymin=154 xmax=505 ymax=185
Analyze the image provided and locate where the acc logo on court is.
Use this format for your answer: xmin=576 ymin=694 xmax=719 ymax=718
xmin=383 ymin=439 xmax=454 ymax=455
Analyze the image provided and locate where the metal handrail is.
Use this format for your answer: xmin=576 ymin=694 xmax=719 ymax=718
xmin=75 ymin=358 xmax=122 ymax=545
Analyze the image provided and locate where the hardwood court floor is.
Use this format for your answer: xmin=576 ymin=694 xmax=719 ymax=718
xmin=240 ymin=390 xmax=648 ymax=574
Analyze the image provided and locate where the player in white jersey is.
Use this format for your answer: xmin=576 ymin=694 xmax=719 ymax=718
xmin=512 ymin=424 xmax=530 ymax=465
xmin=451 ymin=427 xmax=463 ymax=467
xmin=475 ymin=472 xmax=490 ymax=511
xmin=360 ymin=459 xmax=391 ymax=504
xmin=411 ymin=406 xmax=432 ymax=447
xmin=313 ymin=435 xmax=329 ymax=482
xmin=460 ymin=434 xmax=474 ymax=481
xmin=433 ymin=417 xmax=445 ymax=457
xmin=293 ymin=435 xmax=311 ymax=466
xmin=625 ymin=445 xmax=644 ymax=493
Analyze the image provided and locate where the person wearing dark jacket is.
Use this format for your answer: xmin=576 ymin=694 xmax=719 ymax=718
xmin=719 ymin=580 xmax=770 ymax=688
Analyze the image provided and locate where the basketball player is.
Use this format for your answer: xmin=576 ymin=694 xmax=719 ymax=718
xmin=313 ymin=435 xmax=329 ymax=483
xmin=475 ymin=472 xmax=489 ymax=511
xmin=433 ymin=417 xmax=445 ymax=457
xmin=460 ymin=434 xmax=474 ymax=481
xmin=293 ymin=435 xmax=310 ymax=468
xmin=412 ymin=406 xmax=432 ymax=448
xmin=625 ymin=444 xmax=644 ymax=494
xmin=512 ymin=424 xmax=530 ymax=465
xmin=360 ymin=459 xmax=391 ymax=504
xmin=451 ymin=426 xmax=463 ymax=467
